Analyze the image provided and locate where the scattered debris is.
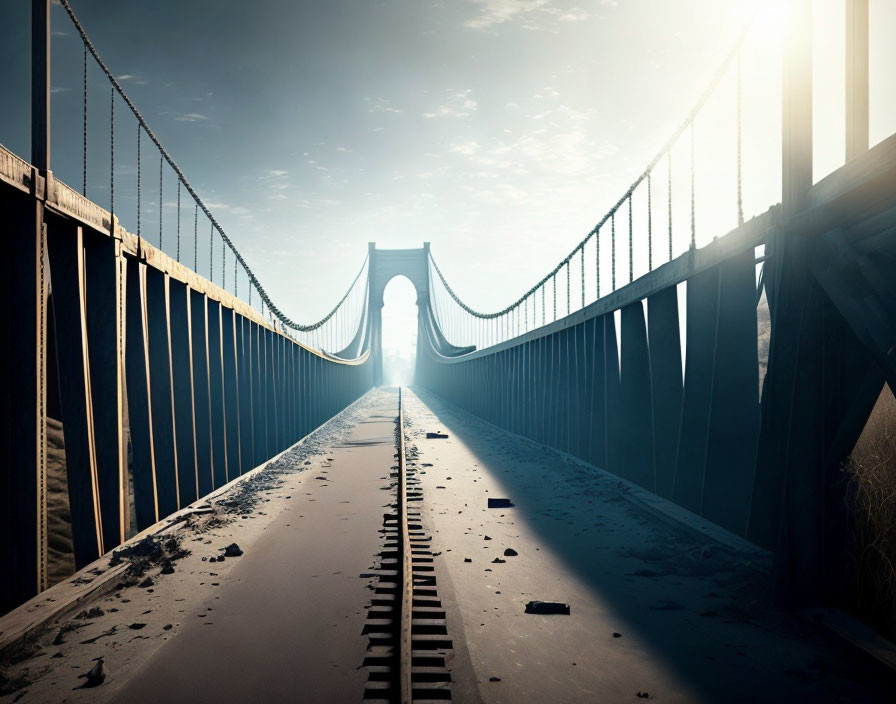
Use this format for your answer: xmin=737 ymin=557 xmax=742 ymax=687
xmin=489 ymin=676 xmax=502 ymax=682
xmin=128 ymin=623 xmax=147 ymax=630
xmin=488 ymin=498 xmax=514 ymax=509
xmin=612 ymin=632 xmax=622 ymax=638
xmin=52 ymin=622 xmax=85 ymax=645
xmin=525 ymin=601 xmax=571 ymax=615
xmin=222 ymin=543 xmax=244 ymax=557
xmin=503 ymin=548 xmax=518 ymax=557
xmin=484 ymin=535 xmax=492 ymax=541
xmin=464 ymin=558 xmax=472 ymax=563
xmin=426 ymin=432 xmax=449 ymax=439
xmin=76 ymin=659 xmax=106 ymax=688
xmin=79 ymin=626 xmax=117 ymax=645
xmin=75 ymin=607 xmax=104 ymax=619
xmin=492 ymin=558 xmax=506 ymax=564
xmin=637 ymin=692 xmax=650 ymax=699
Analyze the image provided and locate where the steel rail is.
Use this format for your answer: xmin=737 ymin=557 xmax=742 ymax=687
xmin=397 ymin=387 xmax=413 ymax=704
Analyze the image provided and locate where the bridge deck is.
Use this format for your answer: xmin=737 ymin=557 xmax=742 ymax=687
xmin=0 ymin=389 xmax=891 ymax=703
xmin=403 ymin=388 xmax=889 ymax=703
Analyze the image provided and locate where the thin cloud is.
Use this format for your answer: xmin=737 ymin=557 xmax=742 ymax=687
xmin=422 ymin=89 xmax=478 ymax=119
xmin=366 ymin=97 xmax=402 ymax=114
xmin=465 ymin=0 xmax=548 ymax=29
xmin=465 ymin=0 xmax=593 ymax=30
xmin=174 ymin=112 xmax=210 ymax=123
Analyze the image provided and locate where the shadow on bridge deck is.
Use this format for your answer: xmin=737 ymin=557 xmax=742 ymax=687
xmin=405 ymin=386 xmax=893 ymax=703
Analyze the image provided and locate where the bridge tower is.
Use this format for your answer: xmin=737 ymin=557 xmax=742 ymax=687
xmin=367 ymin=242 xmax=430 ymax=386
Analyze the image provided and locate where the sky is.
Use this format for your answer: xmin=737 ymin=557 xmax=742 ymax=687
xmin=1 ymin=0 xmax=894 ymax=377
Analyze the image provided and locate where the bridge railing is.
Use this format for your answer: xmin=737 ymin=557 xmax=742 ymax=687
xmin=417 ymin=0 xmax=896 ymax=578
xmin=0 ymin=0 xmax=376 ymax=616
xmin=44 ymin=0 xmax=367 ymax=355
xmin=425 ymin=1 xmax=895 ymax=352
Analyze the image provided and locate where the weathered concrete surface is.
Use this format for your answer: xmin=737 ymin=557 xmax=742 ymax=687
xmin=402 ymin=387 xmax=890 ymax=704
xmin=0 ymin=389 xmax=398 ymax=704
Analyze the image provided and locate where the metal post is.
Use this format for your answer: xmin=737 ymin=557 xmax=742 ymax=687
xmin=31 ymin=0 xmax=51 ymax=595
xmin=32 ymin=0 xmax=50 ymax=171
xmin=845 ymin=0 xmax=869 ymax=161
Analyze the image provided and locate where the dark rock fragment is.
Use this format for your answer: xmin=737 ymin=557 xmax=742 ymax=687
xmin=75 ymin=607 xmax=104 ymax=619
xmin=488 ymin=498 xmax=514 ymax=508
xmin=503 ymin=548 xmax=518 ymax=557
xmin=222 ymin=543 xmax=243 ymax=557
xmin=76 ymin=659 xmax=106 ymax=688
xmin=524 ymin=601 xmax=570 ymax=615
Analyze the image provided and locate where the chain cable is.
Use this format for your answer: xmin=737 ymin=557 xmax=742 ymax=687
xmin=552 ymin=273 xmax=557 ymax=321
xmin=176 ymin=180 xmax=181 ymax=262
xmin=647 ymin=172 xmax=652 ymax=271
xmin=611 ymin=212 xmax=616 ymax=292
xmin=159 ymin=156 xmax=163 ymax=250
xmin=57 ymin=0 xmax=365 ymax=333
xmin=193 ymin=203 xmax=198 ymax=270
xmin=82 ymin=45 xmax=87 ymax=196
xmin=580 ymin=245 xmax=585 ymax=308
xmin=667 ymin=151 xmax=673 ymax=261
xmin=628 ymin=195 xmax=633 ymax=283
xmin=566 ymin=261 xmax=570 ymax=316
xmin=136 ymin=124 xmax=141 ymax=238
xmin=109 ymin=86 xmax=114 ymax=227
xmin=690 ymin=121 xmax=696 ymax=249
xmin=737 ymin=48 xmax=744 ymax=226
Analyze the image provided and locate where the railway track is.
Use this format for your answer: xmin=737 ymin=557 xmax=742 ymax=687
xmin=363 ymin=388 xmax=452 ymax=703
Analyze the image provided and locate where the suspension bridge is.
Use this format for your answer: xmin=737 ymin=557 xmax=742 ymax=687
xmin=2 ymin=1 xmax=896 ymax=702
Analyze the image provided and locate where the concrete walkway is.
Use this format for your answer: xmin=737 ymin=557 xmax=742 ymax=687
xmin=2 ymin=386 xmax=892 ymax=703
xmin=402 ymin=387 xmax=890 ymax=704
xmin=112 ymin=390 xmax=398 ymax=703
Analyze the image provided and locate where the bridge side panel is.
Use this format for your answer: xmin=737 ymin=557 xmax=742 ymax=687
xmin=144 ymin=269 xmax=179 ymax=516
xmin=573 ymin=321 xmax=588 ymax=462
xmin=189 ymin=291 xmax=213 ymax=498
xmin=236 ymin=314 xmax=253 ymax=474
xmin=673 ymin=266 xmax=720 ymax=515
xmin=222 ymin=308 xmax=241 ymax=478
xmin=47 ymin=221 xmax=102 ymax=567
xmin=84 ymin=232 xmax=126 ymax=551
xmin=125 ymin=261 xmax=158 ymax=530
xmin=0 ymin=191 xmax=43 ymax=613
xmin=169 ymin=280 xmax=197 ymax=507
xmin=702 ymin=249 xmax=760 ymax=536
xmin=251 ymin=322 xmax=265 ymax=467
xmin=604 ymin=314 xmax=622 ymax=477
xmin=207 ymin=299 xmax=227 ymax=487
xmin=619 ymin=301 xmax=655 ymax=491
xmin=647 ymin=286 xmax=683 ymax=500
